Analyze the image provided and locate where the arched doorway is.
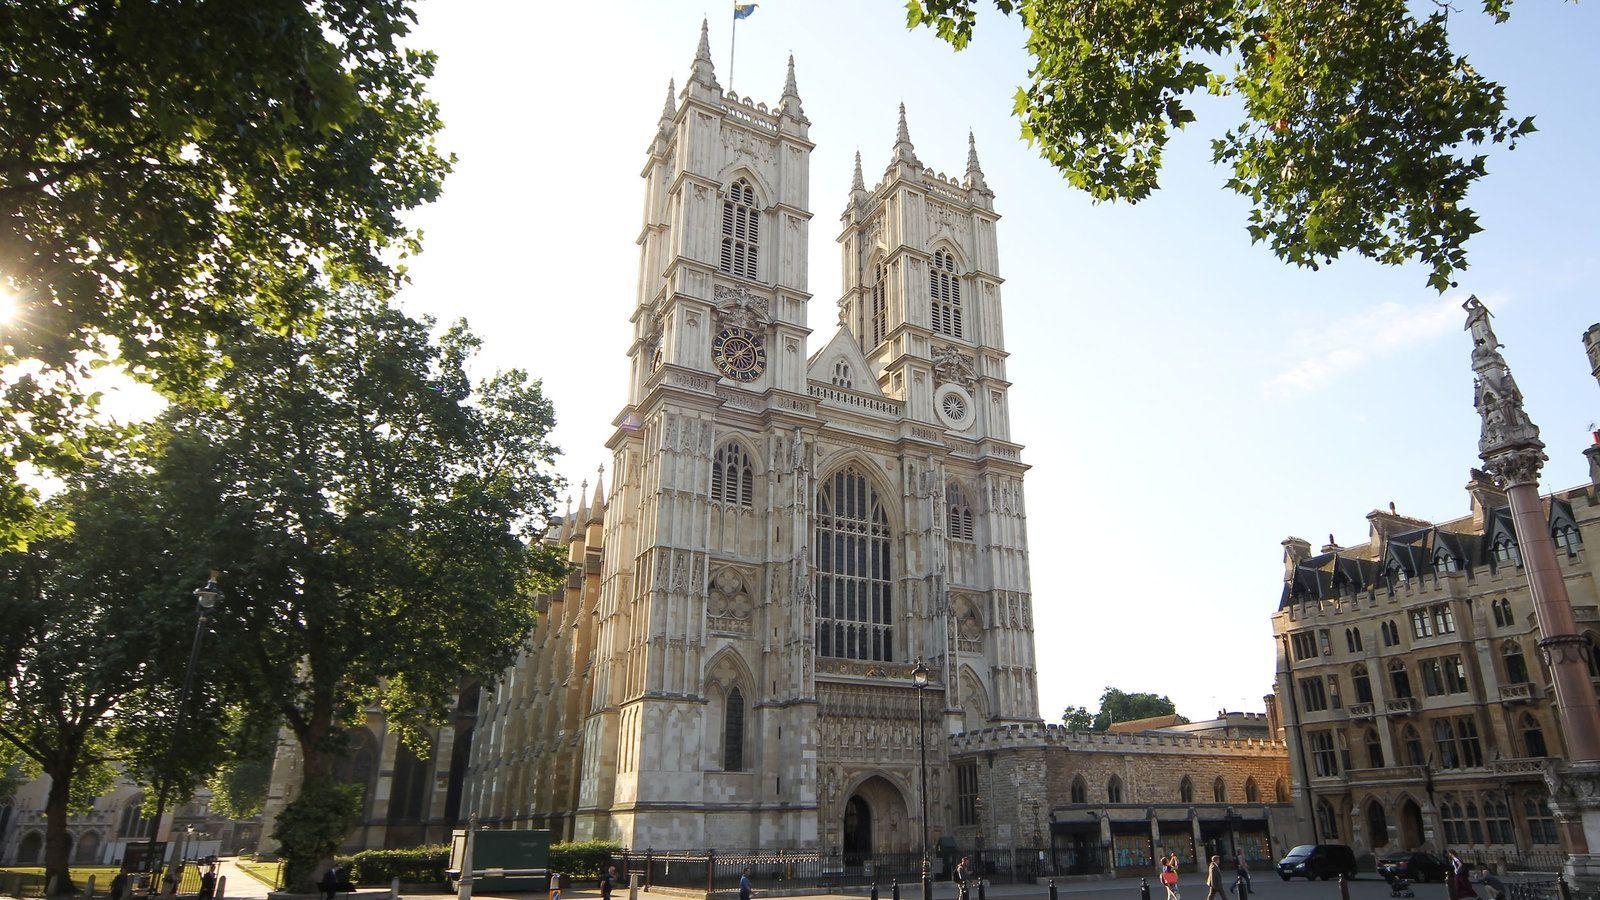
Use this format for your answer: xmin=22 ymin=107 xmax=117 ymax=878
xmin=1366 ymin=801 xmax=1390 ymax=849
xmin=17 ymin=832 xmax=43 ymax=864
xmin=843 ymin=796 xmax=873 ymax=866
xmin=74 ymin=830 xmax=103 ymax=864
xmin=1398 ymin=798 xmax=1425 ymax=849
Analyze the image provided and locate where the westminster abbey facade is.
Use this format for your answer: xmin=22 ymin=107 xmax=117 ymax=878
xmin=460 ymin=24 xmax=1042 ymax=853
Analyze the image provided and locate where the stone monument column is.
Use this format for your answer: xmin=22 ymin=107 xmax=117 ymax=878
xmin=1464 ymin=298 xmax=1600 ymax=886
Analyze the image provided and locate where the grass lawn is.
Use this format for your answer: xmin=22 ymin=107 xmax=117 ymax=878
xmin=0 ymin=866 xmax=123 ymax=893
xmin=234 ymin=860 xmax=283 ymax=889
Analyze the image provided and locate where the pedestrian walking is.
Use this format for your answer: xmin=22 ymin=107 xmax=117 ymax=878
xmin=199 ymin=866 xmax=217 ymax=900
xmin=319 ymin=865 xmax=340 ymax=900
xmin=1447 ymin=852 xmax=1477 ymax=900
xmin=601 ymin=865 xmax=618 ymax=900
xmin=1160 ymin=855 xmax=1181 ymax=900
xmin=739 ymin=867 xmax=752 ymax=900
xmin=1206 ymin=856 xmax=1227 ymax=900
xmin=1232 ymin=857 xmax=1252 ymax=895
xmin=109 ymin=871 xmax=129 ymax=900
xmin=955 ymin=856 xmax=973 ymax=900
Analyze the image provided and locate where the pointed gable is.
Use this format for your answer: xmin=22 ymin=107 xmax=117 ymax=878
xmin=807 ymin=325 xmax=886 ymax=397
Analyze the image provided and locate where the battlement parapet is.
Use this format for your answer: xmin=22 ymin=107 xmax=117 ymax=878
xmin=946 ymin=722 xmax=1286 ymax=757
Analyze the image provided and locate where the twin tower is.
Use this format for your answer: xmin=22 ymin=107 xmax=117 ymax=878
xmin=472 ymin=24 xmax=1042 ymax=855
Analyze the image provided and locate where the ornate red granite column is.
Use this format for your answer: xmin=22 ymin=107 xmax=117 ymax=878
xmin=1464 ymin=298 xmax=1600 ymax=885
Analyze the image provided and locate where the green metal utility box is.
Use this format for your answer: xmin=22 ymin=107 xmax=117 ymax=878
xmin=449 ymin=828 xmax=551 ymax=893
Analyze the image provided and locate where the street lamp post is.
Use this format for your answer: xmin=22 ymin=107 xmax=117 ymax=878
xmin=912 ymin=660 xmax=931 ymax=900
xmin=143 ymin=575 xmax=222 ymax=892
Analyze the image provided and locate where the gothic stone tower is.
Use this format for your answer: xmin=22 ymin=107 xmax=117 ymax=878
xmin=575 ymin=24 xmax=1040 ymax=854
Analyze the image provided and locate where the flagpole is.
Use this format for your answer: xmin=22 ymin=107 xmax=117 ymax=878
xmin=729 ymin=8 xmax=738 ymax=93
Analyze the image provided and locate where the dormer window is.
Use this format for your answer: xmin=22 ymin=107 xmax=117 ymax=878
xmin=930 ymin=249 xmax=963 ymax=339
xmin=1554 ymin=525 xmax=1582 ymax=556
xmin=1493 ymin=536 xmax=1520 ymax=567
xmin=720 ymin=178 xmax=760 ymax=281
xmin=1435 ymin=551 xmax=1460 ymax=573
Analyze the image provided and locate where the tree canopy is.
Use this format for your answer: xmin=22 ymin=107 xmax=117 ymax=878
xmin=0 ymin=0 xmax=451 ymax=545
xmin=153 ymin=289 xmax=567 ymax=888
xmin=907 ymin=0 xmax=1538 ymax=291
xmin=1062 ymin=686 xmax=1187 ymax=731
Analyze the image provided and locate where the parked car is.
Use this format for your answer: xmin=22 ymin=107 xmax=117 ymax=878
xmin=1377 ymin=851 xmax=1448 ymax=883
xmin=1277 ymin=844 xmax=1359 ymax=881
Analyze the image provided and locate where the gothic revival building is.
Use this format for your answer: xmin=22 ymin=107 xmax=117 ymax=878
xmin=1271 ymin=318 xmax=1600 ymax=865
xmin=462 ymin=25 xmax=1040 ymax=854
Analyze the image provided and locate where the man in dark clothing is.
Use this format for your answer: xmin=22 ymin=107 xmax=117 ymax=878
xmin=199 ymin=867 xmax=217 ymax=900
xmin=601 ymin=865 xmax=618 ymax=900
xmin=110 ymin=871 xmax=129 ymax=900
xmin=319 ymin=866 xmax=341 ymax=900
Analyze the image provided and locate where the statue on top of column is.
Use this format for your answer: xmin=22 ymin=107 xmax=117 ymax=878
xmin=1464 ymin=296 xmax=1545 ymax=485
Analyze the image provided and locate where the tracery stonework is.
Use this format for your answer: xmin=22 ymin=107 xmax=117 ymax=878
xmin=460 ymin=35 xmax=1039 ymax=855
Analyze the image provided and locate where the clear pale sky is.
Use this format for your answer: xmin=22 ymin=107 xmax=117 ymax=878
xmin=395 ymin=1 xmax=1600 ymax=722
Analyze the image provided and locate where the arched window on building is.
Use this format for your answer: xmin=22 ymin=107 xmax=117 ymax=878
xmin=1466 ymin=799 xmax=1485 ymax=844
xmin=1553 ymin=524 xmax=1582 ymax=555
xmin=832 ymin=360 xmax=853 ymax=389
xmin=720 ymin=178 xmax=760 ymax=280
xmin=1179 ymin=776 xmax=1194 ymax=804
xmin=1435 ymin=551 xmax=1461 ymax=573
xmin=1521 ymin=713 xmax=1548 ymax=758
xmin=1503 ymin=640 xmax=1529 ymax=685
xmin=1275 ymin=778 xmax=1290 ymax=804
xmin=712 ymin=442 xmax=755 ymax=508
xmin=1439 ymin=796 xmax=1465 ymax=845
xmin=1382 ymin=620 xmax=1400 ymax=647
xmin=1525 ymin=792 xmax=1559 ymax=845
xmin=1345 ymin=628 xmax=1363 ymax=653
xmin=1484 ymin=794 xmax=1514 ymax=845
xmin=815 ymin=467 xmax=894 ymax=662
xmin=1492 ymin=598 xmax=1514 ymax=628
xmin=1492 ymin=536 xmax=1521 ymax=568
xmin=1352 ymin=665 xmax=1373 ymax=704
xmin=1365 ymin=730 xmax=1385 ymax=769
xmin=74 ymin=831 xmax=102 ymax=864
xmin=1402 ymin=725 xmax=1426 ymax=767
xmin=118 ymin=794 xmax=153 ymax=839
xmin=1071 ymin=776 xmax=1087 ymax=804
xmin=723 ymin=686 xmax=746 ymax=771
xmin=869 ymin=261 xmax=887 ymax=347
xmin=1107 ymin=776 xmax=1124 ymax=804
xmin=1213 ymin=777 xmax=1226 ymax=803
xmin=388 ymin=740 xmax=431 ymax=823
xmin=1316 ymin=799 xmax=1340 ymax=841
xmin=1389 ymin=659 xmax=1413 ymax=698
xmin=930 ymin=249 xmax=963 ymax=339
xmin=946 ymin=482 xmax=975 ymax=542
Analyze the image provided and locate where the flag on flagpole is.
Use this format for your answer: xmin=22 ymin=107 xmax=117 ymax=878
xmin=734 ymin=3 xmax=758 ymax=20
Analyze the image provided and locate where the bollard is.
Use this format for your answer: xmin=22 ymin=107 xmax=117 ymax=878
xmin=87 ymin=874 xmax=98 ymax=898
xmin=892 ymin=878 xmax=900 ymax=900
xmin=1338 ymin=874 xmax=1349 ymax=900
xmin=1236 ymin=874 xmax=1249 ymax=900
xmin=629 ymin=872 xmax=641 ymax=900
xmin=872 ymin=883 xmax=880 ymax=900
xmin=217 ymin=875 xmax=227 ymax=900
xmin=1141 ymin=878 xmax=1151 ymax=900
xmin=922 ymin=873 xmax=933 ymax=900
xmin=390 ymin=876 xmax=401 ymax=900
xmin=1050 ymin=879 xmax=1059 ymax=900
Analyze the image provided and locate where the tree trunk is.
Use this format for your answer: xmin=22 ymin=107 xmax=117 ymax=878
xmin=43 ymin=760 xmax=76 ymax=896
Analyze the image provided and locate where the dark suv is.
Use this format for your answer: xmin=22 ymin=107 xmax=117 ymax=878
xmin=1377 ymin=851 xmax=1447 ymax=883
xmin=1277 ymin=844 xmax=1359 ymax=881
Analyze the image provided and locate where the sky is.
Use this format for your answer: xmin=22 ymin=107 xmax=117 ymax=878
xmin=395 ymin=1 xmax=1600 ymax=723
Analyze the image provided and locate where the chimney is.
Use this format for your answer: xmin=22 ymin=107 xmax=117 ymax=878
xmin=1466 ymin=468 xmax=1508 ymax=529
xmin=1282 ymin=536 xmax=1312 ymax=580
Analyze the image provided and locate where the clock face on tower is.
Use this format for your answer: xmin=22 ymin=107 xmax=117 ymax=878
xmin=712 ymin=326 xmax=767 ymax=382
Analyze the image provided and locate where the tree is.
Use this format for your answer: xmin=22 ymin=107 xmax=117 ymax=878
xmin=0 ymin=1 xmax=451 ymax=545
xmin=1061 ymin=705 xmax=1094 ymax=731
xmin=154 ymin=289 xmax=567 ymax=890
xmin=1062 ymin=687 xmax=1189 ymax=732
xmin=906 ymin=0 xmax=1539 ymax=291
xmin=0 ymin=454 xmax=230 ymax=895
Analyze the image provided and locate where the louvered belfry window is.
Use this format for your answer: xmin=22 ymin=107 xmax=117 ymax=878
xmin=815 ymin=468 xmax=894 ymax=661
xmin=721 ymin=179 xmax=760 ymax=280
xmin=930 ymin=249 xmax=962 ymax=338
xmin=946 ymin=482 xmax=974 ymax=541
xmin=711 ymin=442 xmax=755 ymax=508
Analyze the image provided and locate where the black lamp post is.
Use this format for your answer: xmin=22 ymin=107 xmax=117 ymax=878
xmin=912 ymin=660 xmax=931 ymax=900
xmin=143 ymin=575 xmax=222 ymax=891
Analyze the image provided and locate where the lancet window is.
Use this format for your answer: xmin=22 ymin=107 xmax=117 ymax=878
xmin=947 ymin=481 xmax=975 ymax=542
xmin=711 ymin=442 xmax=755 ymax=508
xmin=930 ymin=249 xmax=963 ymax=339
xmin=723 ymin=686 xmax=745 ymax=771
xmin=870 ymin=261 xmax=887 ymax=347
xmin=720 ymin=178 xmax=760 ymax=280
xmin=815 ymin=468 xmax=894 ymax=662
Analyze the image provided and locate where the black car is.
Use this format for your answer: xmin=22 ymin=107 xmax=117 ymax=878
xmin=1377 ymin=851 xmax=1448 ymax=883
xmin=1277 ymin=844 xmax=1359 ymax=881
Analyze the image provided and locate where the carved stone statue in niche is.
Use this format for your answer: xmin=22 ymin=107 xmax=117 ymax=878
xmin=931 ymin=346 xmax=976 ymax=388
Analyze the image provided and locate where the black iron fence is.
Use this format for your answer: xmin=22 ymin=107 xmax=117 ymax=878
xmin=605 ymin=848 xmax=1060 ymax=893
xmin=1465 ymin=850 xmax=1571 ymax=873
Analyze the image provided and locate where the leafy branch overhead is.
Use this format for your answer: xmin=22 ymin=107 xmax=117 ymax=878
xmin=906 ymin=0 xmax=1537 ymax=291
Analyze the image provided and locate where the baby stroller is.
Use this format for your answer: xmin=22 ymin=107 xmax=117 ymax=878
xmin=1387 ymin=876 xmax=1415 ymax=898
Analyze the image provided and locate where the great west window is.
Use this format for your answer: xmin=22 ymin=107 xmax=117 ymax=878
xmin=815 ymin=468 xmax=894 ymax=661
